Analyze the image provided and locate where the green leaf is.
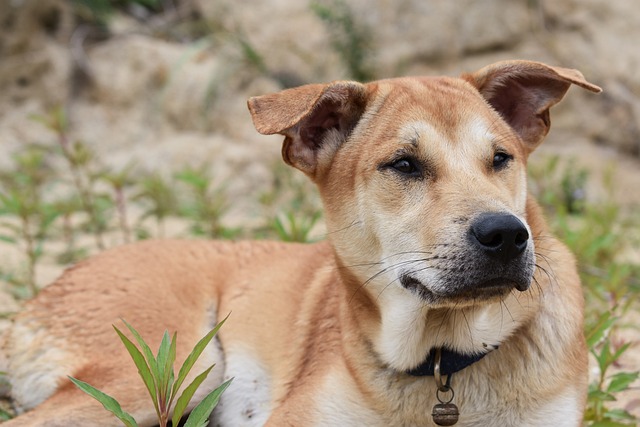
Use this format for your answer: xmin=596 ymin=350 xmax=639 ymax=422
xmin=611 ymin=342 xmax=632 ymax=362
xmin=183 ymin=378 xmax=233 ymax=427
xmin=586 ymin=311 xmax=616 ymax=348
xmin=604 ymin=407 xmax=637 ymax=421
xmin=607 ymin=371 xmax=640 ymax=393
xmin=590 ymin=421 xmax=633 ymax=427
xmin=0 ymin=235 xmax=16 ymax=244
xmin=595 ymin=340 xmax=612 ymax=374
xmin=156 ymin=330 xmax=173 ymax=393
xmin=0 ymin=406 xmax=12 ymax=421
xmin=588 ymin=389 xmax=616 ymax=402
xmin=171 ymin=365 xmax=214 ymax=426
xmin=173 ymin=315 xmax=228 ymax=397
xmin=113 ymin=326 xmax=159 ymax=416
xmin=68 ymin=376 xmax=138 ymax=427
xmin=121 ymin=319 xmax=160 ymax=382
xmin=163 ymin=332 xmax=177 ymax=406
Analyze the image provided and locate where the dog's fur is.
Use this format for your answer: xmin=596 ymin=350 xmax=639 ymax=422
xmin=1 ymin=60 xmax=601 ymax=426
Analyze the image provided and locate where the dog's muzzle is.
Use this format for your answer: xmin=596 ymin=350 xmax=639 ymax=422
xmin=399 ymin=212 xmax=534 ymax=303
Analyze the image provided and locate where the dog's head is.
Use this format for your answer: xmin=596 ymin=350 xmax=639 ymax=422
xmin=249 ymin=61 xmax=600 ymax=366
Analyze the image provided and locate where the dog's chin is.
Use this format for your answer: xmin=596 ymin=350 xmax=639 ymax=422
xmin=400 ymin=275 xmax=528 ymax=306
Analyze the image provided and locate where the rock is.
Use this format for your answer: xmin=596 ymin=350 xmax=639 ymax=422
xmin=0 ymin=0 xmax=73 ymax=111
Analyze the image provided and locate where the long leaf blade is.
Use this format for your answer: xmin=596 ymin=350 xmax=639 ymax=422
xmin=171 ymin=365 xmax=214 ymax=426
xmin=68 ymin=376 xmax=139 ymax=427
xmin=607 ymin=371 xmax=640 ymax=393
xmin=173 ymin=315 xmax=228 ymax=396
xmin=113 ymin=326 xmax=159 ymax=415
xmin=163 ymin=332 xmax=177 ymax=407
xmin=121 ymin=319 xmax=159 ymax=380
xmin=156 ymin=330 xmax=172 ymax=392
xmin=183 ymin=378 xmax=233 ymax=427
xmin=586 ymin=311 xmax=616 ymax=348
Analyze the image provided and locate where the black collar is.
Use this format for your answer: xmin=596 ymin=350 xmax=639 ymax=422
xmin=406 ymin=346 xmax=496 ymax=377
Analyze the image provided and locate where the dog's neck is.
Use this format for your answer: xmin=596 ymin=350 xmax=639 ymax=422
xmin=406 ymin=346 xmax=495 ymax=377
xmin=331 ymin=243 xmax=534 ymax=373
xmin=340 ymin=280 xmax=526 ymax=373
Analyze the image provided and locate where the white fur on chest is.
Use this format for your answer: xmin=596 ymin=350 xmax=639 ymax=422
xmin=313 ymin=371 xmax=383 ymax=427
xmin=524 ymin=389 xmax=581 ymax=427
xmin=212 ymin=348 xmax=271 ymax=427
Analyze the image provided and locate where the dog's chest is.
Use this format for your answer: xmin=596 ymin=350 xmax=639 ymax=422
xmin=212 ymin=349 xmax=272 ymax=426
xmin=312 ymin=367 xmax=584 ymax=427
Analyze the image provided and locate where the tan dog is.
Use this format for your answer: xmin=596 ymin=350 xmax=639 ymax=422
xmin=2 ymin=60 xmax=601 ymax=426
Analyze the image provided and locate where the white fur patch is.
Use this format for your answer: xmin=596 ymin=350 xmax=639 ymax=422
xmin=374 ymin=288 xmax=431 ymax=370
xmin=525 ymin=389 xmax=582 ymax=427
xmin=8 ymin=322 xmax=74 ymax=412
xmin=313 ymin=370 xmax=381 ymax=426
xmin=213 ymin=347 xmax=271 ymax=426
xmin=372 ymin=287 xmax=531 ymax=370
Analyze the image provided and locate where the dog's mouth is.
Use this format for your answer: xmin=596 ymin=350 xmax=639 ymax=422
xmin=400 ymin=274 xmax=527 ymax=304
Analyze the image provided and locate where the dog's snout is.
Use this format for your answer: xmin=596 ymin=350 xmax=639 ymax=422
xmin=470 ymin=213 xmax=529 ymax=262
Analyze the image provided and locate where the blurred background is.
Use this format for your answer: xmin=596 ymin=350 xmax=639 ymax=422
xmin=0 ymin=0 xmax=638 ymax=424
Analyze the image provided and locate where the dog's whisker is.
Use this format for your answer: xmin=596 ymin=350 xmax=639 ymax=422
xmin=349 ymin=259 xmax=426 ymax=303
xmin=322 ymin=219 xmax=363 ymax=237
xmin=460 ymin=308 xmax=474 ymax=347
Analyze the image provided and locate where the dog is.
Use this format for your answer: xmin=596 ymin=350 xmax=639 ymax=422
xmin=1 ymin=60 xmax=601 ymax=426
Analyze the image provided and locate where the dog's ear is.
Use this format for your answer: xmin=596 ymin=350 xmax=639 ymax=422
xmin=248 ymin=81 xmax=368 ymax=177
xmin=463 ymin=60 xmax=601 ymax=153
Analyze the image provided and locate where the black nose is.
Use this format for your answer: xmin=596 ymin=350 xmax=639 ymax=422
xmin=470 ymin=213 xmax=529 ymax=262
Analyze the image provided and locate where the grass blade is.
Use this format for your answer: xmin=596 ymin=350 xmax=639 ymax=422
xmin=171 ymin=365 xmax=214 ymax=426
xmin=172 ymin=315 xmax=228 ymax=396
xmin=183 ymin=378 xmax=233 ymax=427
xmin=113 ymin=326 xmax=159 ymax=416
xmin=68 ymin=376 xmax=139 ymax=427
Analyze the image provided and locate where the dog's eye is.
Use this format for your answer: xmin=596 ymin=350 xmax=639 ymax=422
xmin=492 ymin=152 xmax=512 ymax=170
xmin=391 ymin=158 xmax=420 ymax=176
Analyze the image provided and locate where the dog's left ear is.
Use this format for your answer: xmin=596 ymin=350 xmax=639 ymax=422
xmin=463 ymin=60 xmax=602 ymax=153
xmin=248 ymin=81 xmax=368 ymax=178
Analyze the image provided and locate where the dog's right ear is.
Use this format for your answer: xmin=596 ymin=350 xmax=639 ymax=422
xmin=462 ymin=60 xmax=602 ymax=154
xmin=248 ymin=81 xmax=368 ymax=178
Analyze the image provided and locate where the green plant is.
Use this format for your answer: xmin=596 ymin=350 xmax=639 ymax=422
xmin=0 ymin=371 xmax=14 ymax=420
xmin=133 ymin=172 xmax=179 ymax=238
xmin=51 ymin=195 xmax=88 ymax=264
xmin=257 ymin=161 xmax=324 ymax=241
xmin=311 ymin=0 xmax=375 ymax=81
xmin=103 ymin=163 xmax=137 ymax=245
xmin=272 ymin=211 xmax=321 ymax=243
xmin=175 ymin=164 xmax=238 ymax=239
xmin=0 ymin=407 xmax=11 ymax=421
xmin=235 ymin=33 xmax=269 ymax=77
xmin=71 ymin=0 xmax=164 ymax=26
xmin=32 ymin=107 xmax=111 ymax=250
xmin=585 ymin=311 xmax=639 ymax=425
xmin=69 ymin=317 xmax=232 ymax=427
xmin=528 ymin=155 xmax=590 ymax=214
xmin=529 ymin=155 xmax=640 ymax=425
xmin=0 ymin=147 xmax=60 ymax=297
